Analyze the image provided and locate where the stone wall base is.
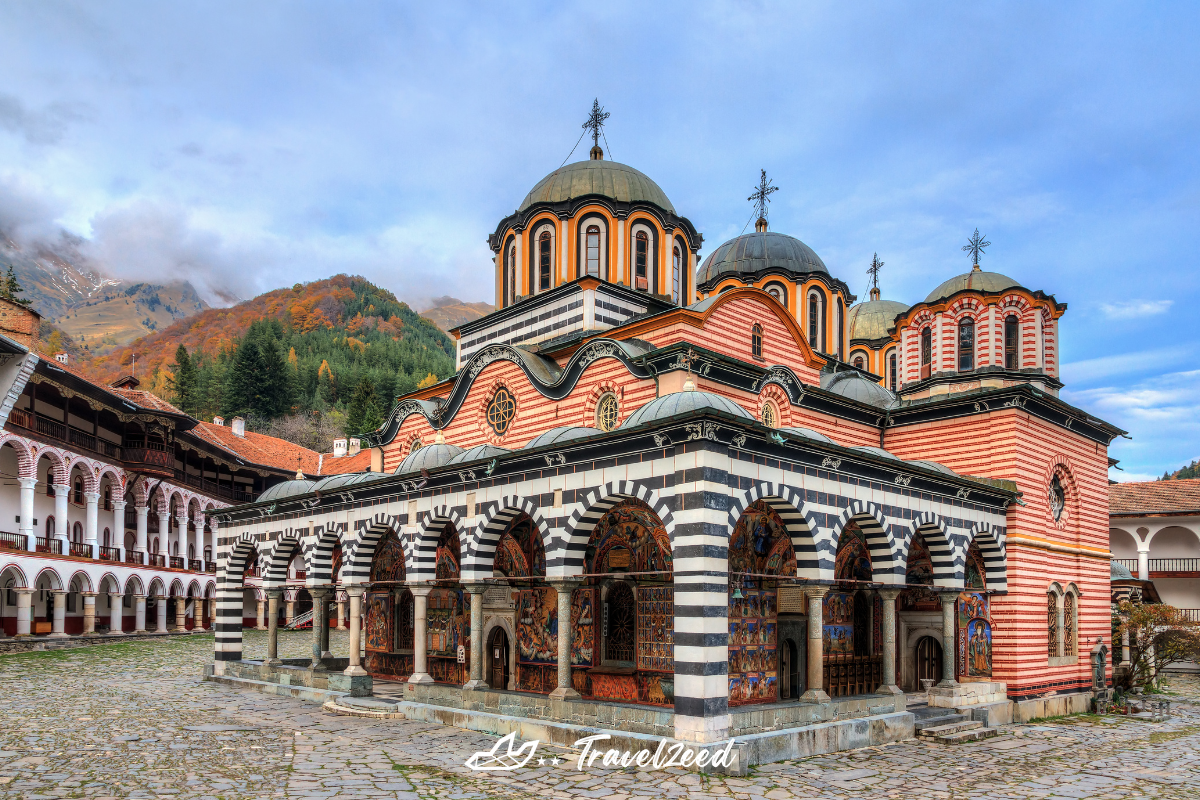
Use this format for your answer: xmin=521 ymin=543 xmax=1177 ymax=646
xmin=0 ymin=630 xmax=196 ymax=655
xmin=928 ymin=681 xmax=1008 ymax=708
xmin=204 ymin=658 xmax=372 ymax=700
xmin=1011 ymin=691 xmax=1093 ymax=723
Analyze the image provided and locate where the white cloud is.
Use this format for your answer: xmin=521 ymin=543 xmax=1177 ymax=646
xmin=1060 ymin=345 xmax=1194 ymax=385
xmin=1099 ymin=299 xmax=1173 ymax=319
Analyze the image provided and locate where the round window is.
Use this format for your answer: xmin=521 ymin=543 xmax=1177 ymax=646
xmin=487 ymin=387 xmax=516 ymax=436
xmin=409 ymin=437 xmax=422 ymax=454
xmin=761 ymin=403 xmax=777 ymax=428
xmin=1049 ymin=474 xmax=1065 ymax=521
xmin=596 ymin=393 xmax=619 ymax=432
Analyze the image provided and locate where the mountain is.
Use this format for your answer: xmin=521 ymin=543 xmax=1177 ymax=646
xmin=76 ymin=275 xmax=456 ymax=423
xmin=0 ymin=230 xmax=207 ymax=351
xmin=420 ymin=296 xmax=494 ymax=334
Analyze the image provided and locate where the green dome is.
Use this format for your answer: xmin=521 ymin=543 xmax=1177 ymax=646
xmin=519 ymin=159 xmax=674 ymax=213
xmin=925 ymin=268 xmax=1022 ymax=304
xmin=847 ymin=298 xmax=910 ymax=341
xmin=696 ymin=231 xmax=827 ymax=287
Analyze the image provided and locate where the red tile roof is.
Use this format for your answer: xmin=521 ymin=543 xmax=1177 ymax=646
xmin=109 ymin=387 xmax=187 ymax=415
xmin=1110 ymin=478 xmax=1200 ymax=516
xmin=318 ymin=449 xmax=373 ymax=475
xmin=192 ymin=421 xmax=322 ymax=475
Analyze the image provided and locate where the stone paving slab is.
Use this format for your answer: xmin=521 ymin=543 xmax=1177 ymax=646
xmin=2 ymin=631 xmax=1199 ymax=798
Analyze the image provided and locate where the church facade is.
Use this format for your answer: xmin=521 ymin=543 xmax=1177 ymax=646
xmin=210 ymin=146 xmax=1122 ymax=759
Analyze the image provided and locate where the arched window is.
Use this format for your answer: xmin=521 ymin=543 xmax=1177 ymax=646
xmin=672 ymin=244 xmax=682 ymax=303
xmin=596 ymin=392 xmax=619 ymax=432
xmin=835 ymin=299 xmax=844 ymax=358
xmin=807 ymin=291 xmax=825 ymax=352
xmin=538 ymin=231 xmax=552 ymax=292
xmin=1064 ymin=592 xmax=1076 ymax=656
xmin=72 ymin=521 xmax=82 ymax=543
xmin=103 ymin=486 xmax=111 ymax=511
xmin=1047 ymin=592 xmax=1059 ymax=656
xmin=504 ymin=242 xmax=517 ymax=307
xmin=958 ymin=317 xmax=975 ymax=371
xmin=634 ymin=232 xmax=648 ymax=290
xmin=45 ymin=516 xmax=54 ymax=537
xmin=585 ymin=226 xmax=601 ymax=277
xmin=73 ymin=476 xmax=83 ymax=504
xmin=46 ymin=471 xmax=54 ymax=496
xmin=888 ymin=351 xmax=897 ymax=390
xmin=604 ymin=581 xmax=635 ymax=664
xmin=152 ymin=537 xmax=160 ymax=554
xmin=920 ymin=327 xmax=933 ymax=379
xmin=409 ymin=437 xmax=422 ymax=454
xmin=761 ymin=402 xmax=777 ymax=428
xmin=1005 ymin=314 xmax=1020 ymax=369
xmin=853 ymin=354 xmax=865 ymax=370
xmin=102 ymin=527 xmax=111 ymax=547
xmin=764 ymin=282 xmax=787 ymax=306
xmin=751 ymin=323 xmax=763 ymax=359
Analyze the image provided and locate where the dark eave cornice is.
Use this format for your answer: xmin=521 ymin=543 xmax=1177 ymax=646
xmin=488 ymin=195 xmax=702 ymax=253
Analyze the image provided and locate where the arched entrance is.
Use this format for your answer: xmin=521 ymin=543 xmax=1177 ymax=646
xmin=427 ymin=523 xmax=468 ymax=685
xmin=363 ymin=528 xmax=412 ymax=681
xmin=916 ymin=636 xmax=942 ymax=686
xmin=487 ymin=627 xmax=509 ymax=690
xmin=825 ymin=522 xmax=882 ymax=697
xmin=494 ymin=514 xmax=558 ymax=693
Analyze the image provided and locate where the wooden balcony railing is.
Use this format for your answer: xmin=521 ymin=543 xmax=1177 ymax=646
xmin=205 ymin=562 xmax=217 ymax=574
xmin=1148 ymin=558 xmax=1200 ymax=575
xmin=148 ymin=553 xmax=166 ymax=568
xmin=99 ymin=545 xmax=122 ymax=561
xmin=8 ymin=408 xmax=124 ymax=461
xmin=169 ymin=556 xmax=185 ymax=569
xmin=188 ymin=559 xmax=203 ymax=572
xmin=0 ymin=531 xmax=27 ymax=551
xmin=125 ymin=550 xmax=145 ymax=565
xmin=293 ymin=570 xmax=307 ymax=581
xmin=68 ymin=541 xmax=93 ymax=559
xmin=36 ymin=537 xmax=63 ymax=555
xmin=124 ymin=447 xmax=173 ymax=472
xmin=1115 ymin=558 xmax=1138 ymax=573
xmin=173 ymin=470 xmax=258 ymax=504
xmin=1181 ymin=609 xmax=1200 ymax=623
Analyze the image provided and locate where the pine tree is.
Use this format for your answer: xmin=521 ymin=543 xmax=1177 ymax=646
xmin=345 ymin=377 xmax=382 ymax=436
xmin=170 ymin=344 xmax=199 ymax=414
xmin=258 ymin=335 xmax=294 ymax=418
xmin=1 ymin=265 xmax=31 ymax=306
xmin=223 ymin=336 xmax=264 ymax=417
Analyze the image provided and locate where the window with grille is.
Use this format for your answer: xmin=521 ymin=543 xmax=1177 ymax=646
xmin=635 ymin=233 xmax=648 ymax=290
xmin=1005 ymin=315 xmax=1020 ymax=369
xmin=1064 ymin=593 xmax=1076 ymax=656
xmin=958 ymin=317 xmax=975 ymax=371
xmin=920 ymin=328 xmax=932 ymax=379
xmin=605 ymin=582 xmax=636 ymax=663
xmin=888 ymin=352 xmax=897 ymax=390
xmin=487 ymin=387 xmax=516 ymax=436
xmin=761 ymin=403 xmax=777 ymax=428
xmin=538 ymin=232 xmax=552 ymax=291
xmin=409 ymin=437 xmax=422 ymax=454
xmin=586 ymin=226 xmax=601 ymax=277
xmin=506 ymin=244 xmax=517 ymax=306
xmin=751 ymin=323 xmax=763 ymax=359
xmin=672 ymin=245 xmax=681 ymax=303
xmin=1047 ymin=593 xmax=1058 ymax=656
xmin=853 ymin=354 xmax=865 ymax=370
xmin=807 ymin=293 xmax=822 ymax=351
xmin=596 ymin=393 xmax=619 ymax=432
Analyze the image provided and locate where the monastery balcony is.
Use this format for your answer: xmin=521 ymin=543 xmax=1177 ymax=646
xmin=123 ymin=441 xmax=174 ymax=476
xmin=148 ymin=553 xmax=166 ymax=568
xmin=1148 ymin=558 xmax=1200 ymax=577
xmin=98 ymin=545 xmax=122 ymax=562
xmin=188 ymin=559 xmax=203 ymax=572
xmin=125 ymin=550 xmax=145 ymax=565
xmin=174 ymin=470 xmax=258 ymax=504
xmin=1182 ymin=609 xmax=1200 ymax=623
xmin=169 ymin=556 xmax=185 ymax=570
xmin=67 ymin=542 xmax=93 ymax=559
xmin=205 ymin=561 xmax=217 ymax=574
xmin=35 ymin=537 xmax=63 ymax=555
xmin=8 ymin=407 xmax=122 ymax=461
xmin=0 ymin=531 xmax=27 ymax=552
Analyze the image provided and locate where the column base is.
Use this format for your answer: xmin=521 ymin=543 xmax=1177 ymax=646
xmin=48 ymin=632 xmax=69 ymax=639
xmin=13 ymin=633 xmax=30 ymax=639
xmin=937 ymin=678 xmax=960 ymax=688
xmin=265 ymin=658 xmax=283 ymax=667
xmin=133 ymin=629 xmax=147 ymax=635
xmin=82 ymin=631 xmax=99 ymax=637
xmin=799 ymin=688 xmax=831 ymax=703
xmin=407 ymin=672 xmax=434 ymax=685
xmin=875 ymin=684 xmax=904 ymax=696
xmin=462 ymin=679 xmax=489 ymax=691
xmin=548 ymin=686 xmax=581 ymax=701
xmin=343 ymin=665 xmax=368 ymax=677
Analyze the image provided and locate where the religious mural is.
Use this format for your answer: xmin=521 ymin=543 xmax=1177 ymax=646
xmin=427 ymin=524 xmax=467 ymax=685
xmin=957 ymin=544 xmax=992 ymax=679
xmin=585 ymin=500 xmax=672 ymax=575
xmin=494 ymin=517 xmax=546 ymax=578
xmin=822 ymin=593 xmax=855 ymax=655
xmin=899 ymin=532 xmax=940 ymax=611
xmin=363 ymin=530 xmax=412 ymax=681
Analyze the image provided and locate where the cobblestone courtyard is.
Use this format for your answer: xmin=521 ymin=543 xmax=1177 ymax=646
xmin=1 ymin=633 xmax=1198 ymax=799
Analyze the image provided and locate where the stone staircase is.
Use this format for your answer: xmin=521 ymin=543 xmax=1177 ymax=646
xmin=912 ymin=706 xmax=999 ymax=744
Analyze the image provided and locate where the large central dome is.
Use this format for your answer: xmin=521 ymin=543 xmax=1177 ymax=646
xmin=519 ymin=159 xmax=675 ymax=213
xmin=696 ymin=231 xmax=827 ymax=288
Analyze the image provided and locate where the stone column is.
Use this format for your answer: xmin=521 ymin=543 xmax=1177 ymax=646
xmin=549 ymin=579 xmax=581 ymax=700
xmin=939 ymin=593 xmax=959 ymax=687
xmin=265 ymin=589 xmax=282 ymax=666
xmin=318 ymin=593 xmax=331 ymax=658
xmin=135 ymin=505 xmax=149 ymax=554
xmin=18 ymin=477 xmax=36 ymax=550
xmin=82 ymin=591 xmax=97 ymax=635
xmin=285 ymin=600 xmax=296 ymax=625
xmin=134 ymin=595 xmax=147 ymax=633
xmin=310 ymin=588 xmax=331 ymax=669
xmin=408 ymin=586 xmax=433 ymax=684
xmin=343 ymin=586 xmax=367 ymax=677
xmin=84 ymin=491 xmax=101 ymax=554
xmin=177 ymin=514 xmax=190 ymax=563
xmin=1120 ymin=625 xmax=1131 ymax=666
xmin=112 ymin=500 xmax=127 ymax=560
xmin=800 ymin=587 xmax=831 ymax=703
xmin=14 ymin=589 xmax=32 ymax=637
xmin=255 ymin=598 xmax=267 ymax=630
xmin=156 ymin=596 xmax=168 ymax=633
xmin=207 ymin=598 xmax=217 ymax=631
xmin=334 ymin=598 xmax=345 ymax=629
xmin=876 ymin=589 xmax=903 ymax=695
xmin=173 ymin=597 xmax=186 ymax=632
xmin=210 ymin=517 xmax=219 ymax=567
xmin=108 ymin=592 xmax=123 ymax=635
xmin=54 ymin=484 xmax=70 ymax=548
xmin=157 ymin=511 xmax=171 ymax=558
xmin=1137 ymin=547 xmax=1150 ymax=582
xmin=463 ymin=585 xmax=487 ymax=690
xmin=50 ymin=590 xmax=68 ymax=638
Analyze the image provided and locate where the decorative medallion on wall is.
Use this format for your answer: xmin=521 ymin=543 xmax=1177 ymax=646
xmin=486 ymin=387 xmax=515 ymax=436
xmin=1048 ymin=475 xmax=1065 ymax=521
xmin=596 ymin=393 xmax=619 ymax=432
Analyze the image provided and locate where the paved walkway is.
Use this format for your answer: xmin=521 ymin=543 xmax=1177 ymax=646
xmin=1 ymin=631 xmax=1198 ymax=799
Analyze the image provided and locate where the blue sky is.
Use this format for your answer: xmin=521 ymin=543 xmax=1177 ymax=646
xmin=0 ymin=2 xmax=1197 ymax=481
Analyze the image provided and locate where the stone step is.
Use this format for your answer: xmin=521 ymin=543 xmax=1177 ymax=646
xmin=918 ymin=719 xmax=983 ymax=737
xmin=934 ymin=726 xmax=998 ymax=744
xmin=914 ymin=714 xmax=967 ymax=732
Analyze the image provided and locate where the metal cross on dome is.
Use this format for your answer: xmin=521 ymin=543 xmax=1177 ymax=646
xmin=963 ymin=228 xmax=991 ymax=267
xmin=582 ymin=99 xmax=610 ymax=149
xmin=867 ymin=253 xmax=884 ymax=290
xmin=748 ymin=169 xmax=779 ymax=226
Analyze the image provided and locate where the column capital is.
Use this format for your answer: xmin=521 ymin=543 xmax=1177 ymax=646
xmin=81 ymin=591 xmax=97 ymax=598
xmin=310 ymin=586 xmax=334 ymax=600
xmin=265 ymin=588 xmax=284 ymax=600
xmin=803 ymin=585 xmax=830 ymax=598
xmin=549 ymin=577 xmax=583 ymax=590
xmin=113 ymin=499 xmax=127 ymax=509
xmin=409 ymin=585 xmax=433 ymax=598
xmin=18 ymin=476 xmax=38 ymax=488
xmin=52 ymin=589 xmax=68 ymax=596
xmin=14 ymin=587 xmax=32 ymax=596
xmin=135 ymin=505 xmax=150 ymax=515
xmin=53 ymin=482 xmax=70 ymax=490
xmin=133 ymin=594 xmax=146 ymax=600
xmin=107 ymin=592 xmax=123 ymax=599
xmin=84 ymin=491 xmax=101 ymax=502
xmin=464 ymin=583 xmax=489 ymax=596
xmin=877 ymin=587 xmax=903 ymax=601
xmin=344 ymin=585 xmax=365 ymax=598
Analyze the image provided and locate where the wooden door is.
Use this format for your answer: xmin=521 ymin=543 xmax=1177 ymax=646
xmin=488 ymin=628 xmax=508 ymax=689
xmin=916 ymin=636 xmax=942 ymax=687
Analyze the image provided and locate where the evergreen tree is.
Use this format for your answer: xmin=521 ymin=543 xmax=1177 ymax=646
xmin=345 ymin=377 xmax=382 ymax=436
xmin=222 ymin=336 xmax=264 ymax=417
xmin=170 ymin=344 xmax=199 ymax=414
xmin=258 ymin=335 xmax=294 ymax=417
xmin=1 ymin=265 xmax=31 ymax=306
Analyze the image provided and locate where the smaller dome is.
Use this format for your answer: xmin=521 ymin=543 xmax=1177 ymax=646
xmin=925 ymin=268 xmax=1022 ymax=304
xmin=258 ymin=479 xmax=316 ymax=503
xmin=780 ymin=426 xmax=834 ymax=444
xmin=821 ymin=370 xmax=898 ymax=409
xmin=1111 ymin=559 xmax=1135 ymax=581
xmin=394 ymin=443 xmax=464 ymax=476
xmin=622 ymin=390 xmax=753 ymax=429
xmin=909 ymin=459 xmax=957 ymax=476
xmin=696 ymin=231 xmax=827 ymax=287
xmin=524 ymin=427 xmax=599 ymax=450
xmin=848 ymin=298 xmax=910 ymax=342
xmin=849 ymin=445 xmax=902 ymax=462
xmin=448 ymin=444 xmax=511 ymax=464
xmin=311 ymin=472 xmax=389 ymax=492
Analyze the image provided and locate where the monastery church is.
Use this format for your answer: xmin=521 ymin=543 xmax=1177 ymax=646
xmin=210 ymin=116 xmax=1121 ymax=765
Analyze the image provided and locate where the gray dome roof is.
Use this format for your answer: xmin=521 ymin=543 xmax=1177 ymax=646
xmin=781 ymin=426 xmax=834 ymax=444
xmin=258 ymin=479 xmax=316 ymax=503
xmin=519 ymin=159 xmax=674 ymax=213
xmin=848 ymin=298 xmax=910 ymax=341
xmin=447 ymin=444 xmax=511 ymax=465
xmin=697 ymin=231 xmax=827 ymax=287
xmin=394 ymin=442 xmax=464 ymax=476
xmin=909 ymin=460 xmax=957 ymax=476
xmin=524 ymin=427 xmax=599 ymax=450
xmin=925 ymin=268 xmax=1022 ymax=304
xmin=622 ymin=390 xmax=753 ymax=429
xmin=849 ymin=445 xmax=902 ymax=462
xmin=311 ymin=472 xmax=388 ymax=492
xmin=821 ymin=370 xmax=898 ymax=409
xmin=1111 ymin=559 xmax=1135 ymax=581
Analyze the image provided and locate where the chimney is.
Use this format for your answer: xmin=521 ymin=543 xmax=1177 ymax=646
xmin=347 ymin=438 xmax=361 ymax=456
xmin=212 ymin=416 xmax=224 ymax=427
xmin=231 ymin=417 xmax=245 ymax=437
xmin=54 ymin=352 xmax=68 ymax=365
xmin=0 ymin=296 xmax=41 ymax=350
xmin=333 ymin=438 xmax=347 ymax=458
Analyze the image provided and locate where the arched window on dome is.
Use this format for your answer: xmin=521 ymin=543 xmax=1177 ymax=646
xmin=504 ymin=241 xmax=517 ymax=307
xmin=751 ymin=323 xmax=763 ymax=359
xmin=538 ymin=231 xmax=552 ymax=292
xmin=835 ymin=298 xmax=844 ymax=359
xmin=807 ymin=290 xmax=826 ymax=353
xmin=920 ymin=327 xmax=932 ymax=380
xmin=852 ymin=354 xmax=865 ymax=370
xmin=1005 ymin=314 xmax=1020 ymax=369
xmin=672 ymin=244 xmax=682 ymax=304
xmin=958 ymin=317 xmax=975 ymax=371
xmin=763 ymin=281 xmax=788 ymax=307
xmin=888 ymin=351 xmax=897 ymax=390
xmin=585 ymin=226 xmax=601 ymax=278
xmin=634 ymin=232 xmax=649 ymax=291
